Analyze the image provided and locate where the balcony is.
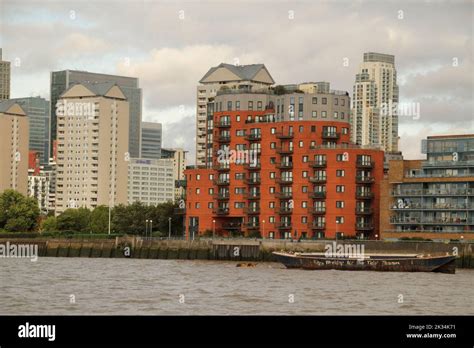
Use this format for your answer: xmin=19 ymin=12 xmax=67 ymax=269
xmin=246 ymin=223 xmax=260 ymax=230
xmin=279 ymin=207 xmax=293 ymax=215
xmin=245 ymin=207 xmax=260 ymax=214
xmin=276 ymin=162 xmax=293 ymax=169
xmin=309 ymin=191 xmax=326 ymax=199
xmin=275 ymin=192 xmax=293 ymax=200
xmin=275 ymin=131 xmax=294 ymax=139
xmin=356 ymin=176 xmax=375 ymax=184
xmin=218 ymin=135 xmax=231 ymax=143
xmin=356 ymin=191 xmax=374 ymax=199
xmin=322 ymin=131 xmax=340 ymax=139
xmin=216 ymin=121 xmax=231 ymax=128
xmin=213 ymin=193 xmax=230 ymax=201
xmin=245 ymin=178 xmax=261 ymax=185
xmin=276 ymin=177 xmax=293 ymax=185
xmin=213 ymin=208 xmax=229 ymax=216
xmin=356 ymin=161 xmax=374 ymax=169
xmin=355 ymin=207 xmax=373 ymax=215
xmin=309 ymin=160 xmax=327 ymax=168
xmin=312 ymin=223 xmax=326 ymax=230
xmin=276 ymin=147 xmax=294 ymax=154
xmin=309 ymin=207 xmax=326 ymax=214
xmin=245 ymin=192 xmax=261 ymax=200
xmin=245 ymin=133 xmax=262 ymax=141
xmin=278 ymin=223 xmax=292 ymax=230
xmin=213 ymin=179 xmax=230 ymax=186
xmin=355 ymin=223 xmax=374 ymax=231
xmin=309 ymin=176 xmax=327 ymax=183
xmin=390 ymin=217 xmax=421 ymax=224
xmin=390 ymin=203 xmax=474 ymax=211
xmin=244 ymin=163 xmax=261 ymax=171
xmin=222 ymin=222 xmax=242 ymax=230
xmin=213 ymin=163 xmax=230 ymax=171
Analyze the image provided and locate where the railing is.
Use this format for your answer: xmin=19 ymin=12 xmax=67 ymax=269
xmin=309 ymin=207 xmax=326 ymax=214
xmin=422 ymin=160 xmax=474 ymax=167
xmin=309 ymin=176 xmax=327 ymax=183
xmin=174 ymin=208 xmax=186 ymax=215
xmin=245 ymin=192 xmax=261 ymax=200
xmin=245 ymin=133 xmax=262 ymax=141
xmin=390 ymin=217 xmax=474 ymax=225
xmin=213 ymin=193 xmax=230 ymax=200
xmin=218 ymin=135 xmax=231 ymax=142
xmin=279 ymin=207 xmax=293 ymax=214
xmin=244 ymin=163 xmax=261 ymax=170
xmin=276 ymin=177 xmax=293 ymax=184
xmin=213 ymin=163 xmax=230 ymax=171
xmin=391 ymin=204 xmax=474 ymax=210
xmin=356 ymin=176 xmax=374 ymax=183
xmin=245 ymin=207 xmax=260 ymax=214
xmin=213 ymin=208 xmax=229 ymax=216
xmin=245 ymin=178 xmax=261 ymax=185
xmin=275 ymin=192 xmax=293 ymax=199
xmin=356 ymin=223 xmax=374 ymax=230
xmin=245 ymin=223 xmax=260 ymax=229
xmin=278 ymin=223 xmax=292 ymax=229
xmin=276 ymin=147 xmax=294 ymax=154
xmin=393 ymin=189 xmax=474 ymax=196
xmin=276 ymin=162 xmax=293 ymax=169
xmin=356 ymin=161 xmax=374 ymax=168
xmin=356 ymin=192 xmax=373 ymax=199
xmin=312 ymin=223 xmax=326 ymax=230
xmin=275 ymin=131 xmax=294 ymax=139
xmin=216 ymin=121 xmax=231 ymax=128
xmin=355 ymin=207 xmax=373 ymax=214
xmin=213 ymin=179 xmax=230 ymax=186
xmin=322 ymin=132 xmax=340 ymax=139
xmin=309 ymin=160 xmax=327 ymax=168
xmin=309 ymin=191 xmax=326 ymax=199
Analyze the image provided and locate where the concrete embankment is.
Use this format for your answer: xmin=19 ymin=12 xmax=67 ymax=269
xmin=1 ymin=237 xmax=473 ymax=268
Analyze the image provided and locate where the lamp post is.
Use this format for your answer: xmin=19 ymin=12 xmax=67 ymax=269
xmin=262 ymin=220 xmax=265 ymax=239
xmin=168 ymin=217 xmax=172 ymax=239
xmin=212 ymin=219 xmax=216 ymax=239
xmin=335 ymin=219 xmax=339 ymax=241
xmin=145 ymin=219 xmax=149 ymax=238
xmin=150 ymin=220 xmax=153 ymax=239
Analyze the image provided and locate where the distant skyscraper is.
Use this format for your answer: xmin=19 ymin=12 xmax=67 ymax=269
xmin=0 ymin=100 xmax=29 ymax=194
xmin=10 ymin=97 xmax=50 ymax=165
xmin=351 ymin=52 xmax=399 ymax=152
xmin=0 ymin=49 xmax=11 ymax=101
xmin=161 ymin=147 xmax=187 ymax=200
xmin=141 ymin=121 xmax=162 ymax=159
xmin=55 ymin=82 xmax=130 ymax=214
xmin=196 ymin=63 xmax=275 ymax=166
xmin=50 ymin=70 xmax=142 ymax=158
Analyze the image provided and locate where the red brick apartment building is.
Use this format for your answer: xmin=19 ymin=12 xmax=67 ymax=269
xmin=183 ymin=83 xmax=384 ymax=240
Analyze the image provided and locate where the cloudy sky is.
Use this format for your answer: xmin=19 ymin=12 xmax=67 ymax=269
xmin=1 ymin=0 xmax=472 ymax=163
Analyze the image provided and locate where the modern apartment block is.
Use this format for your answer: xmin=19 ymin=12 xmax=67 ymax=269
xmin=196 ymin=63 xmax=275 ymax=167
xmin=161 ymin=147 xmax=187 ymax=200
xmin=0 ymin=100 xmax=29 ymax=195
xmin=351 ymin=52 xmax=399 ymax=152
xmin=10 ymin=97 xmax=50 ymax=165
xmin=381 ymin=134 xmax=474 ymax=241
xmin=55 ymin=82 xmax=130 ymax=214
xmin=0 ymin=49 xmax=10 ymax=101
xmin=182 ymin=85 xmax=384 ymax=239
xmin=127 ymin=158 xmax=175 ymax=205
xmin=50 ymin=70 xmax=142 ymax=158
xmin=141 ymin=121 xmax=162 ymax=159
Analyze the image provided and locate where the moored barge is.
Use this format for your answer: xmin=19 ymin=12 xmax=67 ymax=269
xmin=273 ymin=252 xmax=456 ymax=274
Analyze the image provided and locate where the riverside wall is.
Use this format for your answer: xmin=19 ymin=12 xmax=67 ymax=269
xmin=1 ymin=237 xmax=473 ymax=268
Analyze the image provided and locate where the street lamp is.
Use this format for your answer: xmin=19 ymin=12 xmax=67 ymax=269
xmin=145 ymin=219 xmax=149 ymax=238
xmin=168 ymin=217 xmax=172 ymax=239
xmin=262 ymin=220 xmax=265 ymax=238
xmin=150 ymin=220 xmax=153 ymax=239
xmin=212 ymin=219 xmax=216 ymax=239
xmin=375 ymin=234 xmax=379 ymax=240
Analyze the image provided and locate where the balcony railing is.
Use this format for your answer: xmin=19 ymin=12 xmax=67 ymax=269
xmin=312 ymin=223 xmax=326 ymax=230
xmin=276 ymin=177 xmax=293 ymax=185
xmin=309 ymin=207 xmax=326 ymax=214
xmin=216 ymin=121 xmax=231 ymax=128
xmin=422 ymin=160 xmax=474 ymax=168
xmin=391 ymin=217 xmax=473 ymax=225
xmin=309 ymin=176 xmax=327 ymax=183
xmin=213 ymin=208 xmax=229 ymax=216
xmin=275 ymin=192 xmax=293 ymax=199
xmin=276 ymin=162 xmax=293 ymax=169
xmin=213 ymin=193 xmax=230 ymax=200
xmin=217 ymin=135 xmax=231 ymax=142
xmin=246 ymin=223 xmax=260 ymax=230
xmin=244 ymin=163 xmax=261 ymax=170
xmin=278 ymin=223 xmax=292 ymax=230
xmin=355 ymin=207 xmax=373 ymax=215
xmin=392 ymin=189 xmax=474 ymax=196
xmin=245 ymin=133 xmax=262 ymax=141
xmin=309 ymin=191 xmax=326 ymax=199
xmin=356 ymin=161 xmax=374 ymax=169
xmin=245 ymin=192 xmax=261 ymax=200
xmin=355 ymin=223 xmax=374 ymax=230
xmin=222 ymin=222 xmax=242 ymax=230
xmin=213 ymin=163 xmax=230 ymax=171
xmin=390 ymin=203 xmax=474 ymax=210
xmin=213 ymin=179 xmax=230 ymax=186
xmin=356 ymin=176 xmax=375 ymax=184
xmin=322 ymin=131 xmax=340 ymax=139
xmin=276 ymin=147 xmax=294 ymax=154
xmin=356 ymin=191 xmax=373 ymax=199
xmin=309 ymin=160 xmax=327 ymax=168
xmin=275 ymin=131 xmax=294 ymax=139
xmin=279 ymin=207 xmax=293 ymax=215
xmin=245 ymin=178 xmax=261 ymax=185
xmin=245 ymin=207 xmax=260 ymax=214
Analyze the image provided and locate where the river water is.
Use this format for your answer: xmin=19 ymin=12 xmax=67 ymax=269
xmin=1 ymin=258 xmax=473 ymax=315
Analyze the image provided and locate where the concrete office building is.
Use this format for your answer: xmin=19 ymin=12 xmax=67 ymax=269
xmin=0 ymin=100 xmax=29 ymax=195
xmin=127 ymin=158 xmax=175 ymax=205
xmin=196 ymin=63 xmax=275 ymax=166
xmin=10 ymin=97 xmax=50 ymax=165
xmin=50 ymin=70 xmax=142 ymax=158
xmin=0 ymin=49 xmax=10 ymax=101
xmin=141 ymin=121 xmax=162 ymax=159
xmin=351 ymin=52 xmax=399 ymax=152
xmin=380 ymin=134 xmax=474 ymax=241
xmin=162 ymin=147 xmax=187 ymax=200
xmin=55 ymin=82 xmax=129 ymax=214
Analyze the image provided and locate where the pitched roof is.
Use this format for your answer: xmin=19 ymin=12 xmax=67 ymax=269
xmin=0 ymin=100 xmax=27 ymax=115
xmin=60 ymin=82 xmax=126 ymax=99
xmin=199 ymin=63 xmax=274 ymax=84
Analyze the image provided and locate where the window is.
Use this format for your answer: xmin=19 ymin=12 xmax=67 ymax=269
xmin=209 ymin=174 xmax=214 ymax=180
xmin=269 ymin=201 xmax=275 ymax=208
xmin=234 ymin=202 xmax=245 ymax=208
xmin=270 ymin=157 xmax=276 ymax=164
xmin=195 ymin=202 xmax=200 ymax=209
xmin=321 ymin=111 xmax=327 ymax=118
xmin=342 ymin=127 xmax=348 ymax=135
xmin=227 ymin=101 xmax=232 ymax=111
xmin=336 ymin=154 xmax=345 ymax=161
xmin=269 ymin=216 xmax=275 ymax=223
xmin=236 ymin=115 xmax=240 ymax=122
xmin=312 ymin=97 xmax=317 ymax=104
xmin=336 ymin=216 xmax=344 ymax=224
xmin=341 ymin=99 xmax=345 ymax=106
xmin=270 ymin=172 xmax=276 ymax=179
xmin=299 ymin=141 xmax=304 ymax=148
xmin=235 ymin=187 xmax=245 ymax=194
xmin=312 ymin=111 xmax=317 ymax=118
xmin=248 ymin=101 xmax=253 ymax=110
xmin=299 ymin=125 xmax=304 ymax=133
xmin=322 ymin=97 xmax=327 ymax=105
xmin=334 ymin=112 xmax=338 ymax=119
xmin=311 ymin=125 xmax=316 ymax=132
xmin=270 ymin=142 xmax=276 ymax=149
xmin=341 ymin=112 xmax=344 ymax=119
xmin=257 ymin=101 xmax=262 ymax=110
xmin=208 ymin=202 xmax=213 ymax=209
xmin=335 ymin=98 xmax=338 ymax=106
xmin=301 ymin=216 xmax=308 ymax=224
xmin=196 ymin=188 xmax=200 ymax=194
xmin=236 ymin=101 xmax=240 ymax=110
xmin=270 ymin=187 xmax=275 ymax=193
xmin=271 ymin=127 xmax=276 ymax=134
xmin=209 ymin=188 xmax=214 ymax=195
xmin=196 ymin=174 xmax=200 ymax=180
xmin=302 ymin=201 xmax=308 ymax=208
xmin=336 ymin=201 xmax=345 ymax=208
xmin=336 ymin=170 xmax=345 ymax=177
xmin=336 ymin=185 xmax=345 ymax=193
xmin=302 ymin=171 xmax=308 ymax=178
xmin=302 ymin=156 xmax=308 ymax=162
xmin=235 ymin=173 xmax=245 ymax=180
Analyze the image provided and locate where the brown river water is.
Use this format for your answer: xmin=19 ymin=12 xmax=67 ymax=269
xmin=1 ymin=258 xmax=473 ymax=315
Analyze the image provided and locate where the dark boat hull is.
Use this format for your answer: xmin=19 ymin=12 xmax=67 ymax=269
xmin=273 ymin=252 xmax=456 ymax=274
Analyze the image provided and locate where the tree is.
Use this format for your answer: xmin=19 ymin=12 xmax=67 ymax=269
xmin=112 ymin=202 xmax=149 ymax=235
xmin=90 ymin=205 xmax=109 ymax=234
xmin=41 ymin=216 xmax=57 ymax=233
xmin=0 ymin=189 xmax=40 ymax=232
xmin=273 ymin=85 xmax=287 ymax=95
xmin=56 ymin=208 xmax=91 ymax=233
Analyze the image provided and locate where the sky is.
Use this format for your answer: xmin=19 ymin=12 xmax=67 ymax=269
xmin=1 ymin=0 xmax=473 ymax=164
